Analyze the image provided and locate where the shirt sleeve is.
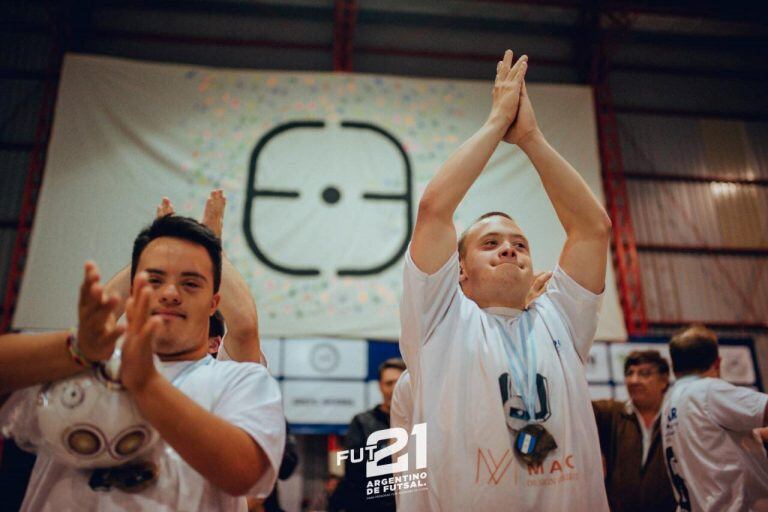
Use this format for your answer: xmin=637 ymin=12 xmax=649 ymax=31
xmin=706 ymin=379 xmax=768 ymax=433
xmin=0 ymin=386 xmax=42 ymax=453
xmin=216 ymin=335 xmax=268 ymax=367
xmin=390 ymin=372 xmax=413 ymax=433
xmin=399 ymin=246 xmax=460 ymax=368
xmin=539 ymin=265 xmax=603 ymax=362
xmin=211 ymin=362 xmax=285 ymax=498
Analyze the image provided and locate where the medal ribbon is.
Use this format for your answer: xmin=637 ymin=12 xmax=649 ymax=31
xmin=495 ymin=311 xmax=538 ymax=422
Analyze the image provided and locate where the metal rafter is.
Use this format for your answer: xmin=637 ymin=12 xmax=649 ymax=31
xmin=591 ymin=9 xmax=648 ymax=336
xmin=333 ymin=0 xmax=358 ymax=72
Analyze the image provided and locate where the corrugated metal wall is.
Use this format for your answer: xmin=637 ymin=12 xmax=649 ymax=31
xmin=0 ymin=0 xmax=51 ymax=313
xmin=620 ymin=113 xmax=768 ymax=326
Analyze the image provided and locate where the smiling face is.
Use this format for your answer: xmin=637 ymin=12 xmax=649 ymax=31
xmin=459 ymin=215 xmax=534 ymax=309
xmin=134 ymin=237 xmax=220 ymax=360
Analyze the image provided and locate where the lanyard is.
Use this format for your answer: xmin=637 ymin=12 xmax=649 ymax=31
xmin=495 ymin=311 xmax=538 ymax=422
xmin=171 ymin=354 xmax=213 ymax=388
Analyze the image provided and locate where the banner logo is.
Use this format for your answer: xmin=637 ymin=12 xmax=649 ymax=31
xmin=244 ymin=120 xmax=413 ymax=277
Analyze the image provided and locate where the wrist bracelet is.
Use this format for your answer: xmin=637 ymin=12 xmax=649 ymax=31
xmin=66 ymin=330 xmax=99 ymax=369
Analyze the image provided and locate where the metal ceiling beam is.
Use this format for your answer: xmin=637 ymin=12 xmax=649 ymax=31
xmin=479 ymin=0 xmax=768 ymax=24
xmin=636 ymin=244 xmax=768 ymax=257
xmin=648 ymin=320 xmax=768 ymax=330
xmin=90 ymin=29 xmax=331 ymax=52
xmin=609 ymin=62 xmax=767 ymax=82
xmin=614 ymin=105 xmax=768 ymax=122
xmin=624 ymin=172 xmax=768 ymax=187
xmin=333 ymin=0 xmax=358 ymax=72
xmin=92 ymin=0 xmax=332 ymax=21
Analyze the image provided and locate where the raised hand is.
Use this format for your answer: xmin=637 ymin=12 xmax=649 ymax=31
xmin=77 ymin=261 xmax=125 ymax=362
xmin=119 ymin=272 xmax=162 ymax=392
xmin=202 ymin=189 xmax=226 ymax=239
xmin=156 ymin=197 xmax=175 ymax=218
xmin=489 ymin=50 xmax=528 ymax=128
xmin=525 ymin=270 xmax=552 ymax=308
xmin=503 ymin=80 xmax=541 ymax=146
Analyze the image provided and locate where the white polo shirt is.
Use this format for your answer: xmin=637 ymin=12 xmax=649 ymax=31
xmin=661 ymin=375 xmax=768 ymax=512
xmin=399 ymin=249 xmax=608 ymax=512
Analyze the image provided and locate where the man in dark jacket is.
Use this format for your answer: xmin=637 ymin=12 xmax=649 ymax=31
xmin=593 ymin=349 xmax=677 ymax=512
xmin=335 ymin=358 xmax=405 ymax=512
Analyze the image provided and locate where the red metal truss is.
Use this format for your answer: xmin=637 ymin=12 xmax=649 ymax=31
xmin=591 ymin=27 xmax=648 ymax=337
xmin=0 ymin=40 xmax=63 ymax=333
xmin=333 ymin=0 xmax=358 ymax=72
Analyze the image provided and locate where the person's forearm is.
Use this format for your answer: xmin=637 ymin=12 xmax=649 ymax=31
xmin=519 ymin=131 xmax=611 ymax=237
xmin=219 ymin=257 xmax=261 ymax=362
xmin=0 ymin=331 xmax=84 ymax=393
xmin=104 ymin=265 xmax=131 ymax=318
xmin=419 ymin=115 xmax=508 ymax=219
xmin=132 ymin=374 xmax=269 ymax=495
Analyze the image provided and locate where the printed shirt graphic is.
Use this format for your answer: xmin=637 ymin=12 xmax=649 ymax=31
xmin=0 ymin=359 xmax=285 ymax=512
xmin=661 ymin=376 xmax=768 ymax=512
xmin=399 ymin=248 xmax=609 ymax=512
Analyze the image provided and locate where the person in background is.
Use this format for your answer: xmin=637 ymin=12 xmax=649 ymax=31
xmin=592 ymin=350 xmax=676 ymax=512
xmin=662 ymin=324 xmax=768 ymax=512
xmin=335 ymin=358 xmax=406 ymax=511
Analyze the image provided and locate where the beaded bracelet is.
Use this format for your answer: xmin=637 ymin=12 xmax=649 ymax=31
xmin=66 ymin=330 xmax=99 ymax=369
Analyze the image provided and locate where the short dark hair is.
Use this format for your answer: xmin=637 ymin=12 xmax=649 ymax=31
xmin=457 ymin=211 xmax=515 ymax=259
xmin=624 ymin=349 xmax=670 ymax=376
xmin=209 ymin=310 xmax=225 ymax=338
xmin=669 ymin=324 xmax=719 ymax=376
xmin=378 ymin=357 xmax=406 ymax=381
xmin=131 ymin=214 xmax=222 ymax=292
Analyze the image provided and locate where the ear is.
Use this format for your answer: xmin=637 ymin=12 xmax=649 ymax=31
xmin=208 ymin=336 xmax=222 ymax=355
xmin=459 ymin=261 xmax=468 ymax=283
xmin=713 ymin=356 xmax=722 ymax=375
xmin=210 ymin=292 xmax=221 ymax=315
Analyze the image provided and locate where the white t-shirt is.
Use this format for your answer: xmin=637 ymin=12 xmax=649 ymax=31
xmin=661 ymin=375 xmax=768 ymax=512
xmin=399 ymin=249 xmax=608 ymax=512
xmin=391 ymin=370 xmax=413 ymax=434
xmin=390 ymin=370 xmax=418 ymax=510
xmin=1 ymin=357 xmax=285 ymax=512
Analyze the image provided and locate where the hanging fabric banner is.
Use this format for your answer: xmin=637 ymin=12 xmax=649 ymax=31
xmin=14 ymin=54 xmax=626 ymax=341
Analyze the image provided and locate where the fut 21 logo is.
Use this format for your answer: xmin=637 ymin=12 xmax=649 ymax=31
xmin=336 ymin=423 xmax=427 ymax=478
xmin=243 ymin=121 xmax=413 ymax=277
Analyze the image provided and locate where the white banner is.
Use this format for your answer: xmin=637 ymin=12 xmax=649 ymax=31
xmin=260 ymin=338 xmax=283 ymax=377
xmin=14 ymin=53 xmax=626 ymax=341
xmin=719 ymin=345 xmax=756 ymax=385
xmin=282 ymin=338 xmax=367 ymax=379
xmin=585 ymin=342 xmax=611 ymax=382
xmin=282 ymin=380 xmax=365 ymax=424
